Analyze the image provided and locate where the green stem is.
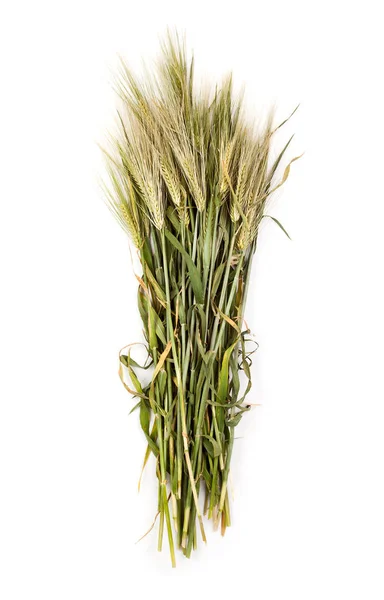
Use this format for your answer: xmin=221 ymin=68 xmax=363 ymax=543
xmin=161 ymin=229 xmax=206 ymax=546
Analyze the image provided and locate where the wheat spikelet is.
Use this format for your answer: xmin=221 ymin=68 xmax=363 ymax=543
xmin=160 ymin=156 xmax=182 ymax=207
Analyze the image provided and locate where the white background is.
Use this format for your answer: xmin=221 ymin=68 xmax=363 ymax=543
xmin=1 ymin=0 xmax=383 ymax=596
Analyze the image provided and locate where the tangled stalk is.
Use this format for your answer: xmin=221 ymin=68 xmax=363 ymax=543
xmin=103 ymin=33 xmax=299 ymax=566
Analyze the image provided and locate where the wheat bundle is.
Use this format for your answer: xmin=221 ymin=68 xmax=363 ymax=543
xmin=103 ymin=33 xmax=299 ymax=566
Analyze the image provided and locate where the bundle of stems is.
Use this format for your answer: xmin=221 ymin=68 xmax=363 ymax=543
xmin=103 ymin=33 xmax=298 ymax=566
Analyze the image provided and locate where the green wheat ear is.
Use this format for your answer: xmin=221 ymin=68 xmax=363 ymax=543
xmin=102 ymin=30 xmax=300 ymax=567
